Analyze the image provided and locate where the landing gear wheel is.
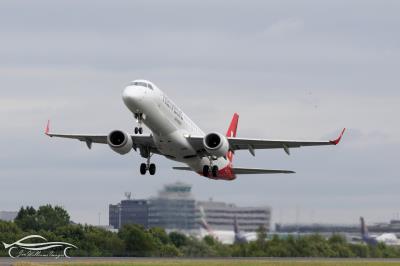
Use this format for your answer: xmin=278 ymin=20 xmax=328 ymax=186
xmin=149 ymin=163 xmax=156 ymax=175
xmin=140 ymin=163 xmax=147 ymax=175
xmin=203 ymin=165 xmax=210 ymax=177
xmin=134 ymin=113 xmax=144 ymax=134
xmin=212 ymin=165 xmax=219 ymax=177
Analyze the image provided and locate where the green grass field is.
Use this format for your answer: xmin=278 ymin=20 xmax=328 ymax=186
xmin=13 ymin=259 xmax=400 ymax=266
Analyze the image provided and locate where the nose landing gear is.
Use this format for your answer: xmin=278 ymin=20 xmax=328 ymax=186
xmin=135 ymin=127 xmax=143 ymax=135
xmin=134 ymin=113 xmax=144 ymax=134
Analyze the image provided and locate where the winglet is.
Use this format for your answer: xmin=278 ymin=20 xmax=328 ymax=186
xmin=330 ymin=128 xmax=346 ymax=145
xmin=45 ymin=120 xmax=50 ymax=136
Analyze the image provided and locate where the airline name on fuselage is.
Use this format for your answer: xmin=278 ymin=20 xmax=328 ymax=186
xmin=162 ymin=94 xmax=183 ymax=121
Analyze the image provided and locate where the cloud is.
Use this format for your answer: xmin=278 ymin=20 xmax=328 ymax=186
xmin=265 ymin=18 xmax=305 ymax=35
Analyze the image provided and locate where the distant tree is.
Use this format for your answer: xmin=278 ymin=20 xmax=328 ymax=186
xmin=14 ymin=206 xmax=39 ymax=231
xmin=149 ymin=227 xmax=170 ymax=245
xmin=203 ymin=235 xmax=232 ymax=257
xmin=367 ymin=243 xmax=400 ymax=258
xmin=36 ymin=205 xmax=70 ymax=231
xmin=159 ymin=244 xmax=182 ymax=257
xmin=328 ymin=234 xmax=354 ymax=257
xmin=349 ymin=243 xmax=369 ymax=258
xmin=180 ymin=237 xmax=217 ymax=257
xmin=169 ymin=231 xmax=188 ymax=248
xmin=285 ymin=234 xmax=328 ymax=257
xmin=257 ymin=225 xmax=267 ymax=241
xmin=203 ymin=235 xmax=217 ymax=246
xmin=0 ymin=221 xmax=24 ymax=256
xmin=15 ymin=205 xmax=70 ymax=232
xmin=264 ymin=235 xmax=290 ymax=257
xmin=256 ymin=225 xmax=267 ymax=250
xmin=118 ymin=224 xmax=158 ymax=256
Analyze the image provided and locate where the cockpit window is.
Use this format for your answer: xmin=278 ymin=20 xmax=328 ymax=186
xmin=131 ymin=81 xmax=154 ymax=90
xmin=131 ymin=81 xmax=148 ymax=87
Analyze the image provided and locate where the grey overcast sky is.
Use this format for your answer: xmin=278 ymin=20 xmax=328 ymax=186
xmin=1 ymin=0 xmax=399 ymax=227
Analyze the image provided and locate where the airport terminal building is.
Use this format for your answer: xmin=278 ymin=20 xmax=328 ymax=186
xmin=148 ymin=182 xmax=197 ymax=230
xmin=109 ymin=182 xmax=271 ymax=233
xmin=198 ymin=200 xmax=271 ymax=232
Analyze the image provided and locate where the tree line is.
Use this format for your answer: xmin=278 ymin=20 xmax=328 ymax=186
xmin=1 ymin=205 xmax=400 ymax=257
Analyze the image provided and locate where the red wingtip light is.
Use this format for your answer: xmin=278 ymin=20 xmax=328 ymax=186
xmin=45 ymin=120 xmax=50 ymax=135
xmin=330 ymin=128 xmax=346 ymax=145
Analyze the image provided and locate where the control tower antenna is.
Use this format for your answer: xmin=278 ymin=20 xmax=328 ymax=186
xmin=124 ymin=192 xmax=132 ymax=200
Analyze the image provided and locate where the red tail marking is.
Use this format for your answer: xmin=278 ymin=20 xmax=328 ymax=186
xmin=226 ymin=113 xmax=239 ymax=162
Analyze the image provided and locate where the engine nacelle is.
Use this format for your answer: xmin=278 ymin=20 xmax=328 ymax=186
xmin=203 ymin=132 xmax=229 ymax=157
xmin=107 ymin=130 xmax=133 ymax=155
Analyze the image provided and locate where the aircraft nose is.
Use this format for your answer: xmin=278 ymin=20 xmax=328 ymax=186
xmin=122 ymin=86 xmax=144 ymax=106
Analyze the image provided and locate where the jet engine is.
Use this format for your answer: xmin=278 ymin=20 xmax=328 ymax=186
xmin=107 ymin=130 xmax=133 ymax=155
xmin=203 ymin=132 xmax=229 ymax=157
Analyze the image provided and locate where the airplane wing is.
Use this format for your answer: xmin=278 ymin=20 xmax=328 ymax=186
xmin=186 ymin=128 xmax=345 ymax=156
xmin=45 ymin=121 xmax=158 ymax=152
xmin=172 ymin=166 xmax=294 ymax=174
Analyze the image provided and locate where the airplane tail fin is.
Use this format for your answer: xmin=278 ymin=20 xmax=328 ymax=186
xmin=360 ymin=217 xmax=369 ymax=238
xmin=233 ymin=216 xmax=239 ymax=234
xmin=199 ymin=206 xmax=214 ymax=236
xmin=226 ymin=113 xmax=239 ymax=162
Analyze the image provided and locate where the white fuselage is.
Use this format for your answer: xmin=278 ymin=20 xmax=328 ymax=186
xmin=375 ymin=233 xmax=400 ymax=246
xmin=198 ymin=229 xmax=257 ymax=244
xmin=122 ymin=81 xmax=233 ymax=179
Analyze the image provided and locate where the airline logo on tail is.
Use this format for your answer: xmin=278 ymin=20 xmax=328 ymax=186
xmin=226 ymin=113 xmax=239 ymax=162
xmin=360 ymin=217 xmax=378 ymax=245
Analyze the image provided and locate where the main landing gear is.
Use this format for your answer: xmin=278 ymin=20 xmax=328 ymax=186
xmin=203 ymin=165 xmax=219 ymax=178
xmin=134 ymin=113 xmax=144 ymax=134
xmin=140 ymin=154 xmax=156 ymax=175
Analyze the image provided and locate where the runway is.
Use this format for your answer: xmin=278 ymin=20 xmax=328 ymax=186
xmin=2 ymin=257 xmax=400 ymax=266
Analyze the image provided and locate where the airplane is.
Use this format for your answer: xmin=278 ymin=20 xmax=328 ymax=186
xmin=198 ymin=206 xmax=257 ymax=244
xmin=45 ymin=79 xmax=345 ymax=180
xmin=233 ymin=216 xmax=258 ymax=244
xmin=359 ymin=217 xmax=400 ymax=246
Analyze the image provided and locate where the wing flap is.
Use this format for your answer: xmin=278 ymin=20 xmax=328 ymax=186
xmin=228 ymin=138 xmax=336 ymax=150
xmin=185 ymin=129 xmax=345 ymax=154
xmin=232 ymin=167 xmax=295 ymax=174
xmin=172 ymin=167 xmax=192 ymax=171
xmin=46 ymin=133 xmax=108 ymax=144
xmin=45 ymin=121 xmax=158 ymax=151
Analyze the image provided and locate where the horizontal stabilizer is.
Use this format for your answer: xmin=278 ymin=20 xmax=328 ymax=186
xmin=172 ymin=167 xmax=192 ymax=171
xmin=233 ymin=167 xmax=295 ymax=174
xmin=173 ymin=166 xmax=294 ymax=174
